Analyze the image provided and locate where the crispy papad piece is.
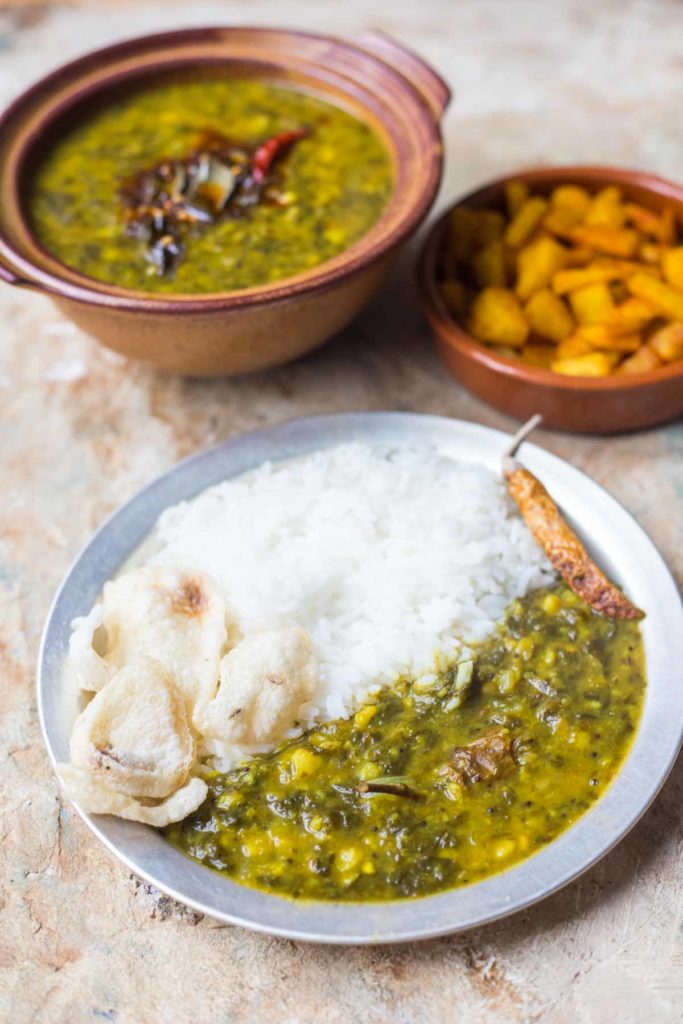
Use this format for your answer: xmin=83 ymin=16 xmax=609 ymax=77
xmin=202 ymin=627 xmax=317 ymax=745
xmin=69 ymin=565 xmax=227 ymax=724
xmin=58 ymin=765 xmax=207 ymax=827
xmin=70 ymin=657 xmax=196 ymax=799
xmin=504 ymin=462 xmax=644 ymax=620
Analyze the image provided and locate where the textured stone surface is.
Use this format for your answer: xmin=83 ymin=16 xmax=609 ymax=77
xmin=0 ymin=2 xmax=681 ymax=1022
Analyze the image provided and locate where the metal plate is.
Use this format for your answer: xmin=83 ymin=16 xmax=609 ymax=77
xmin=37 ymin=413 xmax=683 ymax=944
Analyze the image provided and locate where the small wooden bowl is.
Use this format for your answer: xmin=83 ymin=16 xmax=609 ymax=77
xmin=0 ymin=27 xmax=449 ymax=377
xmin=418 ymin=166 xmax=683 ymax=433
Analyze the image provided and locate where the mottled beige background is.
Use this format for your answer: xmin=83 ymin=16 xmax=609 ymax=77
xmin=1 ymin=1 xmax=682 ymax=1022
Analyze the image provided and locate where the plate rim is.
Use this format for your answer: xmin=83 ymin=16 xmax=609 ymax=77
xmin=37 ymin=412 xmax=683 ymax=944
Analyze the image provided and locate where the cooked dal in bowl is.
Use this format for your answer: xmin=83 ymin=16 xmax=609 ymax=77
xmin=0 ymin=28 xmax=448 ymax=375
xmin=28 ymin=76 xmax=393 ymax=294
xmin=44 ymin=417 xmax=663 ymax=913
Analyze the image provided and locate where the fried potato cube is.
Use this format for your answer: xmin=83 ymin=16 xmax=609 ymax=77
xmin=639 ymin=241 xmax=661 ymax=264
xmin=569 ymin=225 xmax=639 ymax=258
xmin=552 ymin=265 xmax=619 ymax=294
xmin=627 ymin=272 xmax=683 ymax=320
xmin=440 ymin=279 xmax=469 ymax=318
xmin=647 ymin=322 xmax=683 ymax=362
xmin=598 ymin=258 xmax=660 ymax=279
xmin=662 ymin=247 xmax=683 ymax=291
xmin=472 ymin=240 xmax=507 ymax=287
xmin=575 ymin=325 xmax=641 ymax=352
xmin=555 ymin=334 xmax=595 ymax=359
xmin=562 ymin=246 xmax=594 ymax=267
xmin=624 ymin=202 xmax=661 ymax=236
xmin=524 ymin=288 xmax=574 ymax=342
xmin=551 ymin=352 xmax=620 ymax=376
xmin=520 ymin=343 xmax=556 ymax=369
xmin=504 ymin=197 xmax=548 ymax=249
xmin=544 ymin=187 xmax=592 ymax=237
xmin=657 ymin=206 xmax=678 ymax=247
xmin=448 ymin=207 xmax=506 ymax=264
xmin=472 ymin=209 xmax=506 ymax=245
xmin=448 ymin=206 xmax=478 ymax=263
xmin=584 ymin=187 xmax=625 ymax=228
xmin=569 ymin=282 xmax=615 ymax=324
xmin=552 ymin=259 xmax=656 ymax=296
xmin=468 ymin=287 xmax=529 ymax=347
xmin=551 ymin=184 xmax=592 ymax=221
xmin=515 ymin=235 xmax=568 ymax=300
xmin=607 ymin=297 xmax=658 ymax=332
xmin=505 ymin=180 xmax=529 ymax=218
xmin=617 ymin=346 xmax=662 ymax=374
xmin=543 ymin=210 xmax=576 ymax=239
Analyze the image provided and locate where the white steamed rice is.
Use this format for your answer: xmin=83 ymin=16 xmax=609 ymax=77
xmin=148 ymin=442 xmax=552 ymax=728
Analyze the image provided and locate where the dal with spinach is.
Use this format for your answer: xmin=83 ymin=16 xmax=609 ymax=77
xmin=27 ymin=77 xmax=393 ymax=293
xmin=167 ymin=582 xmax=645 ymax=901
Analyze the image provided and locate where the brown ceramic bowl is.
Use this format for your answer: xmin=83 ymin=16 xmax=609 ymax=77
xmin=0 ymin=27 xmax=449 ymax=377
xmin=418 ymin=166 xmax=683 ymax=433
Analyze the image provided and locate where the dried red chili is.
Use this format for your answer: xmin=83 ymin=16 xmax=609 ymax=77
xmin=250 ymin=129 xmax=309 ymax=183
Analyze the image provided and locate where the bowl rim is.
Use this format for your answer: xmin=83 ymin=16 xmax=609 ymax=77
xmin=37 ymin=411 xmax=683 ymax=944
xmin=417 ymin=164 xmax=683 ymax=391
xmin=0 ymin=25 xmax=447 ymax=313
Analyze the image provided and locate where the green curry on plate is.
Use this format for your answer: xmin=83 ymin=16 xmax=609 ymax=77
xmin=167 ymin=583 xmax=645 ymax=901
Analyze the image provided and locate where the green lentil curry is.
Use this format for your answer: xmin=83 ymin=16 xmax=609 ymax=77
xmin=167 ymin=583 xmax=645 ymax=901
xmin=27 ymin=77 xmax=393 ymax=293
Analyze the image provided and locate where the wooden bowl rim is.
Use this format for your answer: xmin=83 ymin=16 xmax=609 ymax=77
xmin=418 ymin=165 xmax=683 ymax=392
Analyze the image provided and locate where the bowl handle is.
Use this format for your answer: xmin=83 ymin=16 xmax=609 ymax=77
xmin=352 ymin=30 xmax=451 ymax=120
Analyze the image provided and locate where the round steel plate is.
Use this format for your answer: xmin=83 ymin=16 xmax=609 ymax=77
xmin=37 ymin=413 xmax=683 ymax=943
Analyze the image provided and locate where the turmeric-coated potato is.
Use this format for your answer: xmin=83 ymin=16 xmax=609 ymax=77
xmin=658 ymin=206 xmax=677 ymax=246
xmin=570 ymin=225 xmax=640 ymax=259
xmin=438 ymin=179 xmax=683 ymax=382
xmin=552 ymin=265 xmax=620 ymax=295
xmin=448 ymin=207 xmax=478 ymax=263
xmin=647 ymin=322 xmax=683 ymax=362
xmin=662 ymin=247 xmax=683 ymax=291
xmin=607 ymin=297 xmax=658 ymax=332
xmin=624 ymin=202 xmax=661 ymax=236
xmin=584 ymin=187 xmax=625 ymax=228
xmin=628 ymin=273 xmax=683 ymax=320
xmin=569 ymin=283 xmax=615 ymax=325
xmin=471 ymin=209 xmax=506 ymax=247
xmin=550 ymin=184 xmax=591 ymax=221
xmin=617 ymin=346 xmax=662 ymax=374
xmin=639 ymin=241 xmax=661 ymax=264
xmin=575 ymin=325 xmax=641 ymax=352
xmin=519 ymin=343 xmax=556 ymax=369
xmin=524 ymin=289 xmax=574 ymax=342
xmin=472 ymin=240 xmax=507 ymax=288
xmin=551 ymin=352 xmax=620 ymax=377
xmin=504 ymin=197 xmax=548 ymax=249
xmin=468 ymin=288 xmax=529 ymax=348
xmin=554 ymin=334 xmax=595 ymax=360
xmin=504 ymin=180 xmax=529 ymax=218
xmin=516 ymin=236 xmax=568 ymax=300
